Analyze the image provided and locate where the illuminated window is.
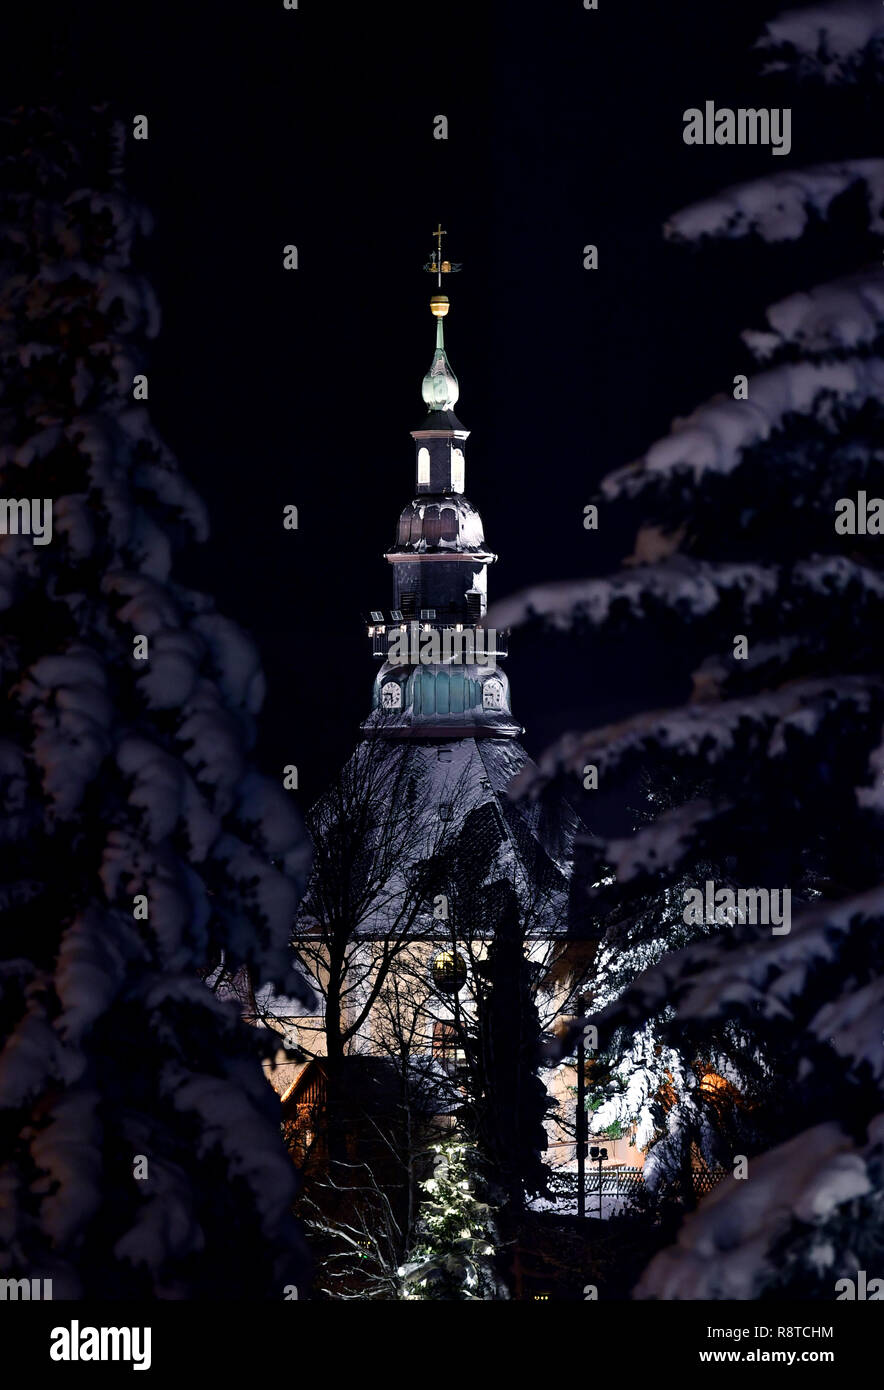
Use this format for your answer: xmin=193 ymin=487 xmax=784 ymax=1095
xmin=451 ymin=447 xmax=465 ymax=492
xmin=699 ymin=1070 xmax=738 ymax=1101
xmin=699 ymin=1071 xmax=727 ymax=1093
xmin=418 ymin=447 xmax=430 ymax=486
xmin=433 ymin=1019 xmax=466 ymax=1062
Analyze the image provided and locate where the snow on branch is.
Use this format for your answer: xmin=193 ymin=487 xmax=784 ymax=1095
xmin=757 ymin=1 xmax=884 ymax=84
xmin=743 ymin=269 xmax=884 ymax=360
xmin=577 ymin=884 xmax=884 ymax=1072
xmin=602 ymin=357 xmax=884 ymax=498
xmin=665 ymin=161 xmax=884 ymax=244
xmin=487 ymin=558 xmax=779 ymax=633
xmin=507 ymin=676 xmax=884 ymax=798
xmin=603 ymin=797 xmax=728 ymax=885
xmin=635 ymin=1120 xmax=877 ymax=1299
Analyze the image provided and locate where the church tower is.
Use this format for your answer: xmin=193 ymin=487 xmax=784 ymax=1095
xmin=366 ymin=227 xmax=520 ymax=740
xmin=283 ymin=231 xmax=582 ymax=1184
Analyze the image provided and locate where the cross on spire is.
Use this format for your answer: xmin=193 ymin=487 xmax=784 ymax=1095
xmin=423 ymin=224 xmax=461 ymax=284
xmin=432 ymin=223 xmax=446 ymax=286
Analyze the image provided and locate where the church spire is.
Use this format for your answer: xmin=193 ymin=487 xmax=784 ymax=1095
xmin=363 ymin=226 xmax=520 ymax=741
xmin=421 ymin=223 xmax=462 ymax=413
xmin=421 ymin=309 xmax=459 ymax=412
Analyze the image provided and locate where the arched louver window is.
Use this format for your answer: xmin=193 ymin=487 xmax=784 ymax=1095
xmin=482 ymin=677 xmax=504 ymax=710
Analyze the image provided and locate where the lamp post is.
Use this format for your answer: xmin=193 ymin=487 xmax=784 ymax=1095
xmin=576 ymin=1020 xmax=587 ymax=1218
xmin=590 ymin=1146 xmax=609 ymax=1221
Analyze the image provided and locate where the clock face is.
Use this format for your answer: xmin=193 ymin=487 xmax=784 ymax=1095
xmin=482 ymin=677 xmax=504 ymax=710
xmin=381 ymin=681 xmax=402 ymax=709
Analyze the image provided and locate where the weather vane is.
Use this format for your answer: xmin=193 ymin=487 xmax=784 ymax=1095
xmin=423 ymin=222 xmax=462 ymax=287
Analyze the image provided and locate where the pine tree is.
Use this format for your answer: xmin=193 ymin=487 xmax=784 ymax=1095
xmin=397 ymin=1138 xmax=507 ymax=1300
xmin=466 ymin=882 xmax=551 ymax=1208
xmin=0 ymin=104 xmax=312 ymax=1297
xmin=491 ymin=1 xmax=884 ymax=1297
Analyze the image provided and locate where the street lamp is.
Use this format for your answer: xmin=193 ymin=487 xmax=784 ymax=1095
xmin=575 ymin=1002 xmax=589 ymax=1218
xmin=589 ymin=1146 xmax=609 ymax=1221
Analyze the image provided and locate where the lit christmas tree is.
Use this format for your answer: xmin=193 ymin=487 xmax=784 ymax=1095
xmin=398 ymin=1139 xmax=507 ymax=1300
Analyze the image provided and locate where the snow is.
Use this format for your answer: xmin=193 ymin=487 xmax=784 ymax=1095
xmin=508 ymin=675 xmax=882 ymax=798
xmin=191 ymin=612 xmax=265 ymax=714
xmin=528 ymin=1189 xmax=634 ymax=1220
xmin=54 ymin=906 xmax=128 ymax=1042
xmin=234 ymin=769 xmax=307 ymax=859
xmin=0 ymin=102 xmax=314 ymax=1291
xmin=743 ymin=270 xmax=884 ymax=360
xmin=635 ymin=1123 xmax=873 ymax=1299
xmin=160 ymin=1060 xmax=299 ymax=1225
xmin=103 ymin=571 xmax=183 ymax=633
xmin=253 ymin=980 xmax=316 ymax=1024
xmin=488 ymin=558 xmax=778 ymax=633
xmin=604 ymin=798 xmax=724 ymax=883
xmin=595 ymin=884 xmax=884 ymax=1039
xmin=495 ymin=0 xmax=884 ymax=1305
xmin=794 ymin=554 xmax=884 ymax=602
xmin=0 ymin=997 xmax=76 ymax=1108
xmin=138 ymin=631 xmax=205 ymax=709
xmin=117 ymin=736 xmax=221 ymax=856
xmin=811 ymin=979 xmax=884 ymax=1080
xmin=114 ymin=1175 xmax=205 ymax=1270
xmin=857 ymin=732 xmax=884 ymax=812
xmin=53 ymin=494 xmax=96 ymax=559
xmin=134 ymin=458 xmax=209 ymax=542
xmin=18 ymin=647 xmax=113 ymax=818
xmin=30 ymin=1088 xmax=104 ymax=1246
xmin=602 ymin=357 xmax=884 ymax=498
xmin=666 ymin=161 xmax=884 ymax=244
xmin=178 ymin=694 xmax=247 ymax=803
xmin=757 ymin=2 xmax=884 ymax=83
xmin=100 ymin=829 xmax=210 ymax=968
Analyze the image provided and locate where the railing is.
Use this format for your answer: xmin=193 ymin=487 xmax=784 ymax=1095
xmin=369 ymin=624 xmax=508 ymax=661
xmin=546 ymin=1167 xmax=729 ymax=1201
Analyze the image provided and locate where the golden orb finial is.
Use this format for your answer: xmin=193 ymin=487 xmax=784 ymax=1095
xmin=430 ymin=293 xmax=450 ymax=318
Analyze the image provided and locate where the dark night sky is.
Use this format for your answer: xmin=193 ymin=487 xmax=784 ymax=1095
xmin=7 ymin=1 xmax=876 ymax=805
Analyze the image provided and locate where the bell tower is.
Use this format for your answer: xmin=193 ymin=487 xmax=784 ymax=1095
xmin=365 ymin=229 xmax=520 ymax=739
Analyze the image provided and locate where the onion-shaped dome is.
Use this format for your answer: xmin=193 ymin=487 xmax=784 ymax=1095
xmin=392 ymin=496 xmax=487 ymax=553
xmin=421 ymin=315 xmax=459 ymax=412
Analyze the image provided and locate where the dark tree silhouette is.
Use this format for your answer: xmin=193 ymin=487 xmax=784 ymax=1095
xmin=492 ymin=1 xmax=884 ymax=1298
xmin=0 ymin=103 xmax=312 ymax=1298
